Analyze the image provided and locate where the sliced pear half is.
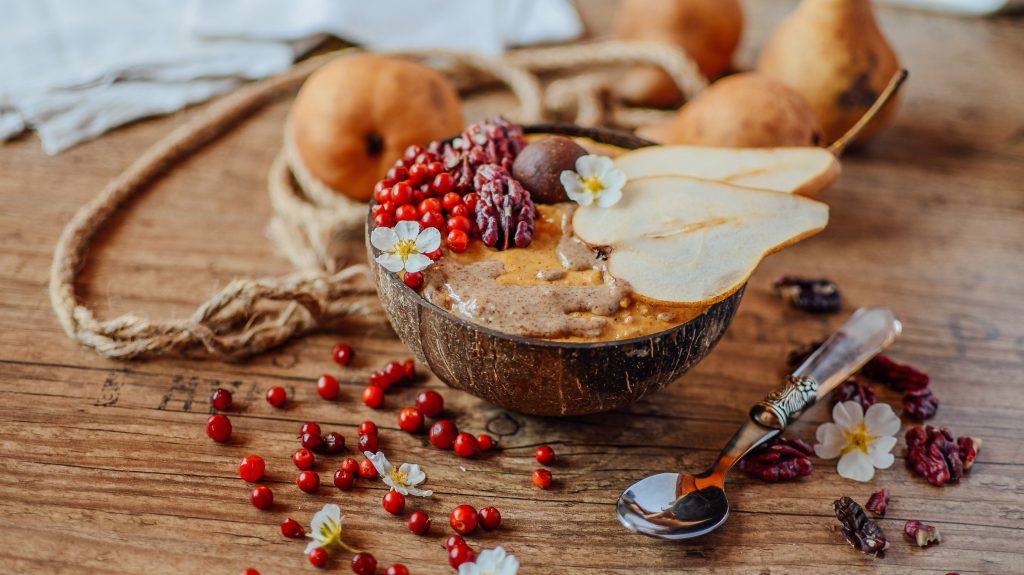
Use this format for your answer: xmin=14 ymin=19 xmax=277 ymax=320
xmin=572 ymin=177 xmax=829 ymax=306
xmin=613 ymin=145 xmax=840 ymax=197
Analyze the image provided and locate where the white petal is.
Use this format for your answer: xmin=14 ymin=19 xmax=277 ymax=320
xmin=596 ymin=187 xmax=622 ymax=208
xmin=364 ymin=451 xmax=391 ymax=474
xmin=370 ymin=226 xmax=399 ymax=252
xmin=832 ymin=401 xmax=864 ymax=432
xmin=575 ymin=155 xmax=604 ymax=178
xmin=394 ymin=220 xmax=421 ymax=241
xmin=837 ymin=450 xmax=875 ymax=482
xmin=376 ymin=253 xmax=406 ymax=273
xmin=560 ymin=171 xmax=583 ymax=192
xmin=382 ymin=475 xmax=403 ymax=493
xmin=474 ymin=548 xmax=501 ymax=571
xmin=400 ymin=463 xmax=426 ymax=486
xmin=405 ymin=485 xmax=433 ymax=497
xmin=593 ymin=155 xmax=614 ymax=177
xmin=498 ymin=554 xmax=520 ymax=575
xmin=813 ymin=423 xmax=846 ymax=460
xmin=458 ymin=563 xmax=482 ymax=575
xmin=404 ymin=253 xmax=433 ymax=273
xmin=868 ymin=435 xmax=897 ymax=469
xmin=566 ymin=186 xmax=593 ymax=206
xmin=601 ymin=167 xmax=626 ymax=192
xmin=309 ymin=504 xmax=341 ymax=542
xmin=415 ymin=227 xmax=442 ymax=253
xmin=864 ymin=403 xmax=901 ymax=437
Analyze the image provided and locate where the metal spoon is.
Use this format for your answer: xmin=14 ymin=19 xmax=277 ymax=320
xmin=616 ymin=307 xmax=902 ymax=540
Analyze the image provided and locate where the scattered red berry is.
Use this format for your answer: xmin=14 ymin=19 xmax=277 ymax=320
xmin=445 ymin=535 xmax=465 ymax=550
xmin=478 ymin=506 xmax=502 ymax=530
xmin=533 ymin=468 xmax=553 ymax=489
xmin=374 ymin=181 xmax=390 ymax=203
xmin=250 ymin=485 xmax=273 ymax=510
xmin=308 ymin=547 xmax=328 ymax=568
xmin=477 ymin=434 xmax=494 ymax=451
xmin=359 ymin=458 xmax=379 ymax=479
xmin=433 ymin=172 xmax=455 ymax=196
xmin=265 ymin=386 xmax=287 ymax=408
xmin=385 ymin=565 xmax=409 ymax=575
xmin=362 ymin=385 xmax=384 ymax=408
xmin=446 ymin=229 xmax=469 ymax=253
xmin=450 ymin=203 xmax=470 ymax=218
xmin=534 ymin=445 xmax=555 ymax=465
xmin=463 ymin=193 xmax=479 ymax=212
xmin=383 ymin=490 xmax=406 ymax=515
xmin=206 ymin=414 xmax=232 ymax=442
xmin=292 ymin=448 xmax=315 ymax=470
xmin=403 ymin=271 xmax=424 ymax=289
xmin=419 ymin=210 xmax=444 ymax=231
xmin=238 ymin=455 xmax=265 ymax=483
xmin=383 ymin=361 xmax=404 ymax=385
xmin=374 ymin=213 xmax=395 ymax=228
xmin=359 ymin=421 xmax=379 ymax=436
xmin=341 ymin=457 xmax=360 ymax=474
xmin=453 ymin=433 xmax=479 ymax=458
xmin=322 ymin=431 xmax=345 ymax=454
xmin=351 ymin=553 xmax=377 ymax=575
xmin=401 ymin=359 xmax=415 ymax=380
xmin=300 ymin=422 xmax=322 ymax=437
xmin=429 ymin=420 xmax=458 ymax=450
xmin=369 ymin=370 xmax=391 ymax=390
xmin=415 ymin=390 xmax=444 ymax=418
xmin=408 ymin=511 xmax=431 ymax=535
xmin=333 ymin=468 xmax=355 ymax=490
xmin=332 ymin=343 xmax=354 ymax=366
xmin=447 ymin=215 xmax=472 ymax=233
xmin=358 ymin=433 xmax=379 ymax=453
xmin=450 ymin=504 xmax=478 ymax=535
xmin=418 ymin=197 xmax=442 ymax=214
xmin=448 ymin=544 xmax=475 ymax=569
xmin=403 ymin=145 xmax=424 ymax=162
xmin=386 ymin=166 xmax=407 ymax=184
xmin=296 ymin=470 xmax=320 ymax=493
xmin=317 ymin=374 xmax=340 ymax=401
xmin=441 ymin=191 xmax=462 ymax=211
xmin=425 ymin=249 xmax=443 ymax=261
xmin=210 ymin=388 xmax=232 ymax=411
xmin=301 ymin=432 xmax=324 ymax=452
xmin=409 ymin=163 xmax=430 ymax=184
xmin=398 ymin=407 xmax=424 ymax=433
xmin=241 ymin=569 xmax=259 ymax=575
xmin=395 ymin=204 xmax=418 ymax=222
xmin=281 ymin=517 xmax=306 ymax=539
xmin=390 ymin=182 xmax=413 ymax=205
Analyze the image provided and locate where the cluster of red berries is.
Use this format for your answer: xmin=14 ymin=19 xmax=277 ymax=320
xmin=362 ymin=358 xmax=416 ymax=408
xmin=425 ymin=416 xmax=494 ymax=459
xmin=449 ymin=504 xmax=502 ymax=536
xmin=532 ymin=445 xmax=555 ymax=489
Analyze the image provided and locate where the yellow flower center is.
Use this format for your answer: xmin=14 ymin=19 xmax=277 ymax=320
xmin=842 ymin=423 xmax=876 ymax=455
xmin=393 ymin=239 xmax=417 ymax=260
xmin=583 ymin=176 xmax=604 ymax=196
xmin=389 ymin=467 xmax=408 ymax=485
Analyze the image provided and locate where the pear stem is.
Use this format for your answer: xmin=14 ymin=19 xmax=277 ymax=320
xmin=827 ymin=69 xmax=909 ymax=156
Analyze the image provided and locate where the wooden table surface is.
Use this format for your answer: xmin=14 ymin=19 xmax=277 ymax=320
xmin=2 ymin=1 xmax=1023 ymax=574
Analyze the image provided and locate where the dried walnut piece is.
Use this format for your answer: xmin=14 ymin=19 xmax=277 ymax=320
xmin=906 ymin=425 xmax=981 ymax=486
xmin=832 ymin=378 xmax=878 ymax=411
xmin=865 ymin=488 xmax=891 ymax=517
xmin=772 ymin=276 xmax=841 ymax=313
xmin=737 ymin=436 xmax=813 ymax=482
xmin=473 ymin=164 xmax=536 ymax=250
xmin=903 ymin=387 xmax=939 ymax=420
xmin=904 ymin=520 xmax=942 ymax=547
xmin=429 ymin=115 xmax=526 ymax=194
xmin=833 ymin=496 xmax=889 ymax=558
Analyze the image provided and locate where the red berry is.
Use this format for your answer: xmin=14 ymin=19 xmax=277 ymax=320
xmin=448 ymin=544 xmax=475 ymax=569
xmin=351 ymin=553 xmax=377 ymax=575
xmin=463 ymin=193 xmax=479 ymax=212
xmin=450 ymin=504 xmax=478 ymax=535
xmin=395 ymin=204 xmax=418 ymax=222
xmin=403 ymin=145 xmax=424 ymax=163
xmin=398 ymin=407 xmax=424 ymax=433
xmin=317 ymin=374 xmax=340 ymax=401
xmin=206 ymin=414 xmax=232 ymax=442
xmin=418 ymin=197 xmax=442 ymax=214
xmin=432 ymin=172 xmax=455 ymax=195
xmin=359 ymin=421 xmax=379 ymax=436
xmin=383 ymin=490 xmax=406 ymax=515
xmin=301 ymin=432 xmax=324 ymax=452
xmin=419 ymin=210 xmax=445 ymax=230
xmin=450 ymin=203 xmax=470 ymax=218
xmin=358 ymin=433 xmax=379 ymax=453
xmin=415 ymin=390 xmax=444 ymax=417
xmin=369 ymin=370 xmax=391 ymax=390
xmin=333 ymin=468 xmax=355 ymax=490
xmin=323 ymin=431 xmax=345 ymax=454
xmin=371 ymin=203 xmax=388 ymax=218
xmin=265 ymin=386 xmax=287 ymax=408
xmin=210 ymin=388 xmax=232 ymax=411
xmin=427 ymin=161 xmax=444 ymax=177
xmin=535 ymin=445 xmax=555 ymax=465
xmin=382 ymin=361 xmax=404 ymax=385
xmin=429 ymin=420 xmax=458 ymax=450
xmin=374 ymin=181 xmax=389 ymax=203
xmin=441 ymin=192 xmax=462 ymax=211
xmin=408 ymin=511 xmax=431 ymax=535
xmin=446 ymin=229 xmax=469 ymax=253
xmin=296 ymin=470 xmax=320 ymax=493
xmin=409 ymin=163 xmax=429 ymax=184
xmin=532 ymin=468 xmax=553 ymax=489
xmin=373 ymin=213 xmax=394 ymax=229
xmin=403 ymin=271 xmax=424 ymax=289
xmin=445 ymin=535 xmax=465 ymax=550
xmin=332 ymin=343 xmax=354 ymax=366
xmin=478 ymin=506 xmax=502 ymax=530
xmin=390 ymin=181 xmax=413 ymax=205
xmin=308 ymin=547 xmax=328 ymax=568
xmin=385 ymin=565 xmax=409 ymax=575
xmin=412 ymin=188 xmax=426 ymax=205
xmin=381 ymin=200 xmax=397 ymax=215
xmin=250 ymin=485 xmax=273 ymax=510
xmin=425 ymin=249 xmax=443 ymax=261
xmin=300 ymin=422 xmax=322 ymax=437
xmin=281 ymin=517 xmax=306 ymax=539
xmin=292 ymin=448 xmax=315 ymax=470
xmin=446 ymin=215 xmax=472 ymax=233
xmin=238 ymin=455 xmax=265 ymax=483
xmin=359 ymin=458 xmax=378 ymax=479
xmin=453 ymin=433 xmax=479 ymax=458
xmin=242 ymin=569 xmax=260 ymax=575
xmin=362 ymin=385 xmax=384 ymax=408
xmin=402 ymin=359 xmax=415 ymax=380
xmin=341 ymin=457 xmax=360 ymax=474
xmin=477 ymin=434 xmax=494 ymax=451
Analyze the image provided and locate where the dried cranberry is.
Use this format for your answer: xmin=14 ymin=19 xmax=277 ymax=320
xmin=865 ymin=488 xmax=890 ymax=517
xmin=903 ymin=387 xmax=939 ymax=420
xmin=833 ymin=496 xmax=889 ymax=558
xmin=904 ymin=520 xmax=941 ymax=547
xmin=831 ymin=378 xmax=877 ymax=411
xmin=772 ymin=276 xmax=841 ymax=313
xmin=473 ymin=164 xmax=536 ymax=250
xmin=737 ymin=436 xmax=813 ymax=482
xmin=862 ymin=354 xmax=929 ymax=392
xmin=906 ymin=425 xmax=981 ymax=486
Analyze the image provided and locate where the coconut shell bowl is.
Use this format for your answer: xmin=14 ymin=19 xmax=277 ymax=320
xmin=367 ymin=124 xmax=744 ymax=416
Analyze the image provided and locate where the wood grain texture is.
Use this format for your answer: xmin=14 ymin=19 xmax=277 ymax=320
xmin=1 ymin=1 xmax=1023 ymax=573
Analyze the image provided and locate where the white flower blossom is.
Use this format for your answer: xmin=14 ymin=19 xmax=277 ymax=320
xmin=363 ymin=451 xmax=433 ymax=497
xmin=814 ymin=401 xmax=901 ymax=482
xmin=559 ymin=155 xmax=626 ymax=208
xmin=458 ymin=547 xmax=520 ymax=575
xmin=304 ymin=504 xmax=359 ymax=555
xmin=370 ymin=220 xmax=441 ymax=274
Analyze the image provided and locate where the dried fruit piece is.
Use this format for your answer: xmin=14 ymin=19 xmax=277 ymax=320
xmin=430 ymin=116 xmax=526 ymax=194
xmin=958 ymin=436 xmax=981 ymax=470
xmin=833 ymin=496 xmax=889 ymax=558
xmin=906 ymin=425 xmax=980 ymax=486
xmin=473 ymin=164 xmax=536 ymax=250
xmin=737 ymin=436 xmax=813 ymax=482
xmin=904 ymin=520 xmax=941 ymax=547
xmin=865 ymin=488 xmax=890 ymax=517
xmin=773 ymin=276 xmax=841 ymax=313
xmin=832 ymin=378 xmax=877 ymax=411
xmin=862 ymin=354 xmax=929 ymax=392
xmin=903 ymin=387 xmax=939 ymax=420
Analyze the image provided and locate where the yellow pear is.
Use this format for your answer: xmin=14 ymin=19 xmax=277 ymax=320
xmin=758 ymin=0 xmax=902 ymax=145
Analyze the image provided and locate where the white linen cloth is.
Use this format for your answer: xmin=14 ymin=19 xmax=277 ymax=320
xmin=0 ymin=0 xmax=581 ymax=154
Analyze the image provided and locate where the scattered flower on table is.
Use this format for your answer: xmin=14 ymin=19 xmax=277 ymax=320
xmin=814 ymin=401 xmax=900 ymax=482
xmin=370 ymin=220 xmax=441 ymax=274
xmin=560 ymin=155 xmax=625 ymax=208
xmin=305 ymin=503 xmax=359 ymax=555
xmin=458 ymin=546 xmax=520 ymax=575
xmin=363 ymin=451 xmax=433 ymax=497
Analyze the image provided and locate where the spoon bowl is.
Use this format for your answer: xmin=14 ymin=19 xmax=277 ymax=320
xmin=617 ymin=472 xmax=730 ymax=540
